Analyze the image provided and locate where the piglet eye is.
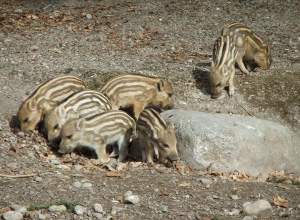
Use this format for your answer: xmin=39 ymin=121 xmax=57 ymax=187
xmin=66 ymin=134 xmax=73 ymax=139
xmin=168 ymin=93 xmax=173 ymax=98
xmin=162 ymin=143 xmax=169 ymax=148
xmin=53 ymin=124 xmax=59 ymax=130
xmin=23 ymin=117 xmax=29 ymax=123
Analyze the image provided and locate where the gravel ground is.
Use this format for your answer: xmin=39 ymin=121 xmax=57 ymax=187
xmin=0 ymin=0 xmax=300 ymax=219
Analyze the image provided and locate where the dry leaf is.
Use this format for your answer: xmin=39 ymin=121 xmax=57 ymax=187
xmin=179 ymin=182 xmax=191 ymax=187
xmin=106 ymin=172 xmax=124 ymax=178
xmin=51 ymin=48 xmax=63 ymax=54
xmin=274 ymin=195 xmax=289 ymax=208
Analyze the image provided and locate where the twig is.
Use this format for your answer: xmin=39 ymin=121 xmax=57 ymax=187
xmin=0 ymin=173 xmax=39 ymax=178
xmin=240 ymin=105 xmax=252 ymax=116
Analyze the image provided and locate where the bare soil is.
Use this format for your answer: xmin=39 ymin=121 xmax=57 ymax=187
xmin=0 ymin=0 xmax=299 ymax=219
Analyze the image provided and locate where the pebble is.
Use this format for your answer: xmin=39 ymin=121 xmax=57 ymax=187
xmin=86 ymin=14 xmax=92 ymax=19
xmin=111 ymin=206 xmax=123 ymax=215
xmin=48 ymin=205 xmax=67 ymax=213
xmin=74 ymin=205 xmax=87 ymax=215
xmin=124 ymin=191 xmax=133 ymax=197
xmin=17 ymin=131 xmax=24 ymax=138
xmin=38 ymin=213 xmax=47 ymax=220
xmin=153 ymin=188 xmax=160 ymax=193
xmin=229 ymin=208 xmax=240 ymax=215
xmin=57 ymin=165 xmax=71 ymax=170
xmin=297 ymin=204 xmax=300 ymax=209
xmin=7 ymin=162 xmax=18 ymax=169
xmin=242 ymin=200 xmax=272 ymax=217
xmin=81 ymin=178 xmax=89 ymax=183
xmin=50 ymin=159 xmax=60 ymax=165
xmin=160 ymin=205 xmax=168 ymax=212
xmin=212 ymin=195 xmax=219 ymax=199
xmin=3 ymin=211 xmax=23 ymax=220
xmin=242 ymin=216 xmax=253 ymax=220
xmin=10 ymin=204 xmax=27 ymax=214
xmin=72 ymin=182 xmax=82 ymax=188
xmin=92 ymin=213 xmax=103 ymax=219
xmin=74 ymin=165 xmax=83 ymax=171
xmin=30 ymin=45 xmax=39 ymax=51
xmin=199 ymin=178 xmax=213 ymax=185
xmin=94 ymin=203 xmax=103 ymax=213
xmin=34 ymin=176 xmax=43 ymax=182
xmin=124 ymin=195 xmax=140 ymax=204
xmin=231 ymin=195 xmax=239 ymax=200
xmin=82 ymin=182 xmax=92 ymax=188
xmin=20 ymin=144 xmax=27 ymax=148
xmin=14 ymin=9 xmax=23 ymax=13
xmin=116 ymin=162 xmax=126 ymax=171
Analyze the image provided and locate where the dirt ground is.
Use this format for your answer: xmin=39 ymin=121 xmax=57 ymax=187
xmin=0 ymin=0 xmax=300 ymax=219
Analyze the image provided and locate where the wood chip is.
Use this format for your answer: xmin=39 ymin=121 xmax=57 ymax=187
xmin=106 ymin=172 xmax=124 ymax=178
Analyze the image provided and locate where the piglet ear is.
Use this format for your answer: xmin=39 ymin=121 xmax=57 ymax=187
xmin=157 ymin=80 xmax=165 ymax=91
xmin=27 ymin=99 xmax=37 ymax=111
xmin=58 ymin=105 xmax=66 ymax=118
xmin=76 ymin=118 xmax=85 ymax=131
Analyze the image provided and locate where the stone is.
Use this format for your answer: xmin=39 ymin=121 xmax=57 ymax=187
xmin=198 ymin=178 xmax=213 ymax=185
xmin=48 ymin=205 xmax=67 ymax=212
xmin=38 ymin=213 xmax=47 ymax=220
xmin=229 ymin=209 xmax=240 ymax=215
xmin=34 ymin=176 xmax=43 ymax=182
xmin=124 ymin=191 xmax=133 ymax=197
xmin=116 ymin=162 xmax=126 ymax=171
xmin=162 ymin=110 xmax=300 ymax=175
xmin=242 ymin=216 xmax=253 ymax=220
xmin=50 ymin=159 xmax=60 ymax=165
xmin=74 ymin=205 xmax=87 ymax=215
xmin=10 ymin=204 xmax=27 ymax=214
xmin=160 ymin=205 xmax=168 ymax=212
xmin=17 ymin=132 xmax=24 ymax=138
xmin=124 ymin=195 xmax=140 ymax=204
xmin=111 ymin=206 xmax=123 ymax=215
xmin=72 ymin=181 xmax=82 ymax=188
xmin=74 ymin=165 xmax=83 ymax=171
xmin=14 ymin=9 xmax=23 ymax=13
xmin=30 ymin=45 xmax=39 ymax=51
xmin=82 ymin=182 xmax=92 ymax=188
xmin=231 ymin=195 xmax=239 ymax=200
xmin=92 ymin=213 xmax=103 ymax=219
xmin=86 ymin=14 xmax=92 ymax=19
xmin=153 ymin=188 xmax=160 ymax=193
xmin=3 ymin=211 xmax=23 ymax=220
xmin=242 ymin=200 xmax=272 ymax=217
xmin=94 ymin=203 xmax=103 ymax=213
xmin=297 ymin=204 xmax=300 ymax=209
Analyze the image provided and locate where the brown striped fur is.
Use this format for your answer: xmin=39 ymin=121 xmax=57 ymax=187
xmin=44 ymin=90 xmax=112 ymax=143
xmin=210 ymin=35 xmax=237 ymax=98
xmin=18 ymin=75 xmax=86 ymax=132
xmin=222 ymin=23 xmax=271 ymax=74
xmin=137 ymin=108 xmax=179 ymax=163
xmin=99 ymin=74 xmax=174 ymax=121
xmin=58 ymin=110 xmax=135 ymax=163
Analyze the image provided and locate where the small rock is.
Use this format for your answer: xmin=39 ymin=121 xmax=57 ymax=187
xmin=212 ymin=195 xmax=219 ymax=199
xmin=48 ymin=205 xmax=67 ymax=213
xmin=38 ymin=213 xmax=47 ymax=220
xmin=72 ymin=182 xmax=82 ymax=188
xmin=57 ymin=165 xmax=71 ymax=170
xmin=74 ymin=165 xmax=83 ymax=171
xmin=30 ymin=45 xmax=39 ymax=51
xmin=242 ymin=200 xmax=272 ymax=217
xmin=160 ymin=205 xmax=168 ymax=212
xmin=229 ymin=209 xmax=240 ymax=215
xmin=124 ymin=195 xmax=140 ymax=204
xmin=92 ymin=213 xmax=103 ymax=219
xmin=153 ymin=188 xmax=160 ymax=193
xmin=94 ymin=203 xmax=103 ymax=213
xmin=111 ymin=206 xmax=123 ymax=215
xmin=242 ymin=216 xmax=253 ymax=220
xmin=116 ymin=162 xmax=126 ymax=171
xmin=81 ymin=178 xmax=89 ymax=183
xmin=86 ymin=14 xmax=92 ymax=19
xmin=82 ymin=182 xmax=92 ymax=188
xmin=17 ymin=131 xmax=24 ymax=138
xmin=74 ymin=205 xmax=87 ymax=215
xmin=3 ymin=211 xmax=23 ymax=220
xmin=7 ymin=162 xmax=18 ymax=169
xmin=34 ymin=176 xmax=43 ymax=182
xmin=50 ymin=159 xmax=60 ymax=165
xmin=10 ymin=204 xmax=27 ymax=214
xmin=231 ymin=195 xmax=239 ymax=200
xmin=20 ymin=144 xmax=27 ymax=148
xmin=297 ymin=204 xmax=300 ymax=209
xmin=199 ymin=178 xmax=213 ymax=185
xmin=124 ymin=191 xmax=133 ymax=197
xmin=14 ymin=9 xmax=23 ymax=13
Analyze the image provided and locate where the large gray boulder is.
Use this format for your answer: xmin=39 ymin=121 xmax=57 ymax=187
xmin=161 ymin=110 xmax=300 ymax=176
